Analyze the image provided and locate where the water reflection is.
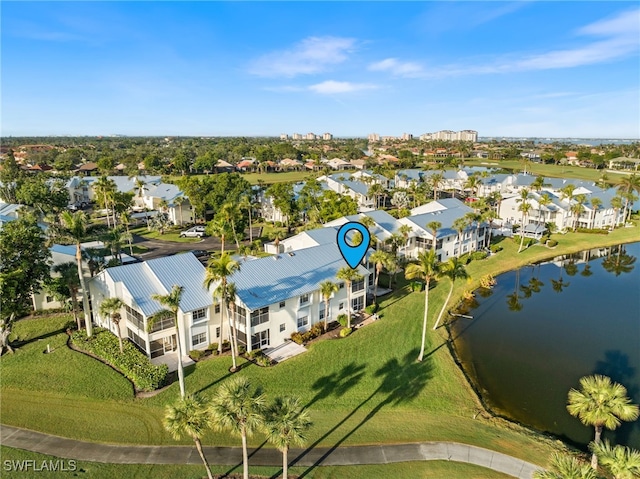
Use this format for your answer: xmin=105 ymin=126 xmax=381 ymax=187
xmin=452 ymin=243 xmax=640 ymax=450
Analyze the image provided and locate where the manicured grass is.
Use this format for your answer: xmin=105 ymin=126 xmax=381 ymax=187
xmin=0 ymin=446 xmax=517 ymax=479
xmin=130 ymin=226 xmax=202 ymax=243
xmin=2 ymin=225 xmax=637 ymax=468
xmin=166 ymin=170 xmax=316 ymax=186
xmin=463 ymin=158 xmax=627 ymax=184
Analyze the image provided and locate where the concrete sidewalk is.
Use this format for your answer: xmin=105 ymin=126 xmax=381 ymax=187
xmin=0 ymin=424 xmax=542 ymax=478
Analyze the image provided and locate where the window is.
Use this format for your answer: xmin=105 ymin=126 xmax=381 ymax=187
xmin=299 ymin=293 xmax=310 ymax=306
xmin=297 ymin=316 xmax=309 ymax=329
xmin=251 ymin=330 xmax=270 ymax=350
xmin=215 ymin=327 xmax=220 ymax=338
xmin=352 ymin=279 xmax=365 ymax=293
xmin=368 ymin=275 xmax=374 ymax=286
xmin=45 ymin=295 xmax=54 ymax=303
xmin=125 ymin=304 xmax=145 ymax=330
xmin=127 ymin=327 xmax=146 ymax=351
xmin=319 ymin=302 xmax=326 ymax=321
xmin=352 ymin=296 xmax=364 ymax=311
xmin=192 ymin=332 xmax=207 ymax=347
xmin=339 ymin=302 xmax=344 ymax=310
xmin=192 ymin=308 xmax=207 ymax=323
xmin=235 ymin=305 xmax=247 ymax=327
xmin=279 ymin=323 xmax=286 ymax=333
xmin=250 ymin=307 xmax=269 ymax=327
xmin=339 ymin=282 xmax=345 ymax=289
xmin=149 ymin=315 xmax=174 ymax=333
xmin=279 ymin=301 xmax=286 ymax=308
xmin=150 ymin=335 xmax=176 ymax=358
xmin=214 ymin=304 xmax=221 ymax=314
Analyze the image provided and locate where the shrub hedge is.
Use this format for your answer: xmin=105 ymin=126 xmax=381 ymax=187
xmin=71 ymin=328 xmax=168 ymax=391
xmin=189 ymin=349 xmax=205 ymax=361
xmin=339 ymin=327 xmax=352 ymax=338
xmin=576 ymin=227 xmax=609 ymax=234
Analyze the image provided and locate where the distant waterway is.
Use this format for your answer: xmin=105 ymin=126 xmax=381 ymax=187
xmin=451 ymin=243 xmax=640 ymax=450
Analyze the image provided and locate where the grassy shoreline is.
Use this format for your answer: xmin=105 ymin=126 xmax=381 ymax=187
xmin=1 ymin=224 xmax=638 ymax=471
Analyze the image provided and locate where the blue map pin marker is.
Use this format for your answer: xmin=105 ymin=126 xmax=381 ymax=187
xmin=336 ymin=221 xmax=370 ymax=269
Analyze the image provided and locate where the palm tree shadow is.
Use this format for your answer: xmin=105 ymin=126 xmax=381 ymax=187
xmin=193 ymin=360 xmax=254 ymax=395
xmin=306 ymin=362 xmax=366 ymax=409
xmin=293 ymin=349 xmax=432 ymax=477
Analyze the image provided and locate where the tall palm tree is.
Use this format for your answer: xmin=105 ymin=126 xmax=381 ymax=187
xmin=517 ymin=189 xmax=532 ymax=253
xmin=319 ymin=280 xmax=338 ymax=331
xmin=610 ymin=195 xmax=624 ymax=231
xmin=149 ymin=285 xmax=186 ymax=398
xmin=224 ymin=282 xmax=241 ymax=366
xmin=589 ymin=440 xmax=640 ymax=479
xmin=119 ymin=211 xmax=135 ymax=256
xmin=94 ymin=176 xmax=116 ymax=228
xmin=453 ymin=216 xmax=468 ymax=256
xmin=263 ymin=396 xmax=312 ymax=479
xmin=426 ymin=220 xmax=441 ymax=253
xmin=533 ymin=452 xmax=598 ymax=479
xmin=208 ymin=218 xmax=229 ymax=254
xmin=404 ymin=250 xmax=440 ymax=362
xmin=571 ymin=194 xmax=587 ymax=231
xmin=589 ymin=197 xmax=602 ymax=229
xmin=429 ymin=172 xmax=444 ymax=200
xmin=209 ymin=377 xmax=265 ymax=479
xmin=616 ymin=174 xmax=640 ymax=223
xmin=336 ymin=267 xmax=364 ymax=328
xmin=433 ymin=257 xmax=468 ymax=330
xmin=369 ymin=250 xmax=391 ymax=303
xmin=173 ymin=195 xmax=186 ymax=226
xmin=567 ymin=374 xmax=640 ymax=469
xmin=99 ymin=297 xmax=125 ymax=353
xmin=204 ymin=254 xmax=240 ymax=357
xmin=360 ymin=216 xmax=376 ymax=248
xmin=164 ymin=394 xmax=214 ymax=479
xmin=537 ymin=193 xmax=552 ymax=227
xmin=238 ymin=195 xmax=254 ymax=242
xmin=385 ymin=233 xmax=404 ymax=258
xmin=51 ymin=262 xmax=81 ymax=329
xmin=399 ymin=224 xmax=413 ymax=252
xmin=56 ymin=211 xmax=102 ymax=337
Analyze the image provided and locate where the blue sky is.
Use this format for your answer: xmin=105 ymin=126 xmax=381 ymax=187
xmin=2 ymin=2 xmax=639 ymax=138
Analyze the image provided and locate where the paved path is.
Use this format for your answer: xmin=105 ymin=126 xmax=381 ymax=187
xmin=1 ymin=424 xmax=542 ymax=478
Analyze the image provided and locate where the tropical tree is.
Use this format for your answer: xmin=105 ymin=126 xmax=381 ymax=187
xmin=385 ymin=233 xmax=404 ymax=259
xmin=404 ymin=250 xmax=440 ymax=361
xmin=589 ymin=197 xmax=602 ymax=228
xmin=56 ymin=211 xmax=103 ymax=337
xmin=589 ymin=440 xmax=640 ymax=479
xmin=517 ymin=189 xmax=532 ymax=253
xmin=537 ymin=193 xmax=552 ymax=226
xmin=49 ymin=262 xmax=81 ymax=329
xmin=94 ymin=176 xmax=116 ymax=228
xmin=336 ymin=267 xmax=364 ymax=328
xmin=164 ymin=394 xmax=214 ymax=479
xmin=433 ymin=257 xmax=468 ymax=330
xmin=224 ymin=282 xmax=241 ymax=365
xmin=99 ymin=297 xmax=125 ymax=353
xmin=453 ymin=216 xmax=468 ymax=255
xmin=567 ymin=374 xmax=640 ymax=469
xmin=149 ymin=285 xmax=186 ymax=398
xmin=209 ymin=377 xmax=266 ymax=479
xmin=204 ymin=254 xmax=240 ymax=358
xmin=616 ymin=174 xmax=640 ymax=222
xmin=208 ymin=218 xmax=230 ymax=254
xmin=319 ymin=280 xmax=338 ymax=331
xmin=263 ymin=396 xmax=312 ymax=479
xmin=428 ymin=173 xmax=444 ymax=200
xmin=610 ymin=195 xmax=624 ymax=230
xmin=369 ymin=250 xmax=391 ymax=303
xmin=533 ymin=452 xmax=598 ymax=479
xmin=238 ymin=194 xmax=254 ymax=242
xmin=119 ymin=211 xmax=135 ymax=256
xmin=426 ymin=221 xmax=441 ymax=253
xmin=571 ymin=194 xmax=587 ymax=231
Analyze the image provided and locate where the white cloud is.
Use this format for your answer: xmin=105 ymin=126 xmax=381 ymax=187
xmin=368 ymin=58 xmax=425 ymax=77
xmin=248 ymin=36 xmax=357 ymax=78
xmin=307 ymin=80 xmax=378 ymax=95
xmin=370 ymin=8 xmax=640 ymax=79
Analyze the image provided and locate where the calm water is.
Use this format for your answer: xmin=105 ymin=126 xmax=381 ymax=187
xmin=452 ymin=242 xmax=640 ymax=449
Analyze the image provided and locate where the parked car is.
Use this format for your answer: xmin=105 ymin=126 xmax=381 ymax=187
xmin=180 ymin=226 xmax=206 ymax=238
xmin=67 ymin=201 xmax=89 ymax=211
xmin=190 ymin=250 xmax=210 ymax=258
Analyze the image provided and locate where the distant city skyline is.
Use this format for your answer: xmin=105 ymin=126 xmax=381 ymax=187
xmin=2 ymin=2 xmax=639 ymax=138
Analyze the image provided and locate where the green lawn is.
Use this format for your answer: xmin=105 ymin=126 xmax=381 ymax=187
xmin=166 ymin=170 xmax=315 ymax=186
xmin=0 ymin=446 xmax=515 ymax=479
xmin=129 ymin=225 xmax=202 ymax=243
xmin=463 ymin=158 xmax=628 ymax=184
xmin=2 ymin=225 xmax=638 ymax=470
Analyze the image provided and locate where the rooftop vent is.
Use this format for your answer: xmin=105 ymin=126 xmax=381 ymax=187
xmin=273 ymin=255 xmax=281 ymax=260
xmin=288 ymin=252 xmax=295 ymax=257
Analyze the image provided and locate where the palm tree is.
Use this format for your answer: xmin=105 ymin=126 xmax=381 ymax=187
xmin=51 ymin=262 xmax=81 ymax=330
xmin=208 ymin=218 xmax=229 ymax=254
xmin=173 ymin=195 xmax=186 ymax=226
xmin=616 ymin=174 xmax=640 ymax=223
xmin=319 ymin=280 xmax=338 ymax=331
xmin=149 ymin=285 xmax=186 ymax=398
xmin=429 ymin=172 xmax=444 ymax=200
xmin=589 ymin=440 xmax=640 ymax=479
xmin=99 ymin=297 xmax=125 ymax=353
xmin=567 ymin=374 xmax=640 ymax=469
xmin=238 ymin=195 xmax=254 ymax=242
xmin=453 ymin=216 xmax=468 ymax=256
xmin=404 ymin=250 xmax=440 ymax=361
xmin=517 ymin=189 xmax=532 ymax=253
xmin=433 ymin=257 xmax=468 ymax=330
xmin=531 ymin=175 xmax=548 ymax=193
xmin=204 ymin=254 xmax=240 ymax=357
xmin=336 ymin=267 xmax=364 ymax=328
xmin=399 ymin=224 xmax=413 ymax=252
xmin=611 ymin=195 xmax=624 ymax=231
xmin=263 ymin=396 xmax=312 ymax=479
xmin=224 ymin=282 xmax=241 ymax=365
xmin=104 ymin=227 xmax=126 ymax=263
xmin=360 ymin=215 xmax=376 ymax=248
xmin=56 ymin=211 xmax=102 ymax=337
xmin=164 ymin=394 xmax=214 ymax=479
xmin=537 ymin=193 xmax=552 ymax=227
xmin=533 ymin=452 xmax=598 ymax=479
xmin=119 ymin=211 xmax=135 ymax=256
xmin=589 ymin=197 xmax=602 ymax=229
xmin=369 ymin=250 xmax=391 ymax=303
xmin=94 ymin=176 xmax=116 ymax=228
xmin=209 ymin=377 xmax=265 ymax=479
xmin=385 ymin=233 xmax=404 ymax=258
xmin=571 ymin=194 xmax=587 ymax=231
xmin=426 ymin=220 xmax=441 ymax=253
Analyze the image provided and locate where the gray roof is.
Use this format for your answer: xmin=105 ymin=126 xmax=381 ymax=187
xmin=67 ymin=175 xmax=162 ymax=193
xmin=362 ymin=210 xmax=404 ymax=236
xmin=100 ymin=253 xmax=212 ymax=317
xmin=327 ymin=174 xmax=370 ymax=196
xmin=146 ymin=183 xmax=184 ymax=203
xmin=405 ymin=200 xmax=477 ymax=238
xmin=230 ymin=243 xmax=369 ymax=311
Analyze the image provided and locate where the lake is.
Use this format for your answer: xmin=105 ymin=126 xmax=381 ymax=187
xmin=451 ymin=242 xmax=640 ymax=450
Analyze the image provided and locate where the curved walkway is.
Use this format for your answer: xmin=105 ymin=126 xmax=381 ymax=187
xmin=1 ymin=424 xmax=541 ymax=478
